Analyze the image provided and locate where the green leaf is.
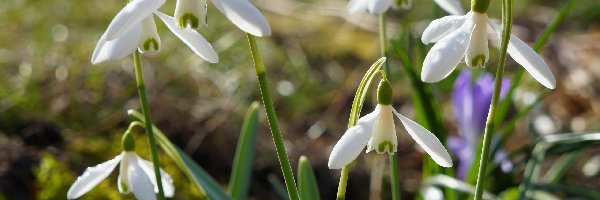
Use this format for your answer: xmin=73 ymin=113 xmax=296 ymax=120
xmin=229 ymin=102 xmax=260 ymax=200
xmin=268 ymin=174 xmax=290 ymax=200
xmin=422 ymin=175 xmax=496 ymax=199
xmin=531 ymin=183 xmax=600 ymax=199
xmin=129 ymin=109 xmax=231 ymax=200
xmin=542 ymin=151 xmax=580 ymax=183
xmin=348 ymin=57 xmax=386 ymax=128
xmin=297 ymin=156 xmax=320 ymax=200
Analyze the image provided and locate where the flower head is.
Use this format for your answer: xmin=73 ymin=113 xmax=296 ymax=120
xmin=449 ymin=70 xmax=513 ymax=179
xmin=420 ymin=10 xmax=556 ymax=89
xmin=67 ymin=132 xmax=174 ymax=200
xmin=328 ymin=79 xmax=452 ymax=169
xmin=92 ymin=0 xmax=218 ymax=64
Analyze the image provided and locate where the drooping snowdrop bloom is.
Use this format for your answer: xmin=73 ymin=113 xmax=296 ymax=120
xmin=449 ymin=70 xmax=512 ymax=179
xmin=420 ymin=7 xmax=556 ymax=89
xmin=174 ymin=0 xmax=271 ymax=37
xmin=92 ymin=0 xmax=218 ymax=64
xmin=328 ymin=79 xmax=452 ymax=169
xmin=67 ymin=132 xmax=174 ymax=200
xmin=348 ymin=0 xmax=464 ymax=15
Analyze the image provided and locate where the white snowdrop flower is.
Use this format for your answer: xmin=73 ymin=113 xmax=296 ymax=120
xmin=421 ymin=10 xmax=556 ymax=89
xmin=67 ymin=132 xmax=174 ymax=200
xmin=328 ymin=79 xmax=452 ymax=169
xmin=91 ymin=0 xmax=218 ymax=64
xmin=174 ymin=0 xmax=271 ymax=36
xmin=348 ymin=0 xmax=464 ymax=15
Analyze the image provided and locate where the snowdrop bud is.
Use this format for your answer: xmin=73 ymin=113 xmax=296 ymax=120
xmin=138 ymin=16 xmax=161 ymax=52
xmin=465 ymin=12 xmax=488 ymax=68
xmin=122 ymin=131 xmax=136 ymax=152
xmin=377 ymin=79 xmax=393 ymax=105
xmin=175 ymin=0 xmax=208 ymax=29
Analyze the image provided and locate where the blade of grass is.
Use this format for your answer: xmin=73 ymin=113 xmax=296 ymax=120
xmin=129 ymin=110 xmax=231 ymax=200
xmin=229 ymin=102 xmax=260 ymax=200
xmin=269 ymin=174 xmax=291 ymax=200
xmin=543 ymin=151 xmax=581 ymax=183
xmin=298 ymin=156 xmax=320 ymax=200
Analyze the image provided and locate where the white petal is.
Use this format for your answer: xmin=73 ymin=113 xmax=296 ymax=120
xmin=118 ymin=152 xmax=131 ymax=194
xmin=421 ymin=23 xmax=472 ymax=83
xmin=465 ymin=13 xmax=489 ymax=68
xmin=328 ymin=107 xmax=381 ymax=169
xmin=366 ymin=105 xmax=397 ymax=154
xmin=128 ymin=157 xmax=157 ymax=200
xmin=422 ymin=14 xmax=467 ymax=44
xmin=67 ymin=154 xmax=122 ymax=199
xmin=392 ymin=110 xmax=453 ymax=167
xmin=490 ymin=24 xmax=556 ymax=89
xmin=175 ymin=0 xmax=208 ymax=29
xmin=104 ymin=0 xmax=166 ymax=41
xmin=367 ymin=0 xmax=392 ymax=14
xmin=433 ymin=0 xmax=465 ymax=15
xmin=348 ymin=0 xmax=368 ymax=14
xmin=92 ymin=25 xmax=142 ymax=64
xmin=211 ymin=0 xmax=272 ymax=37
xmin=138 ymin=15 xmax=161 ymax=53
xmin=155 ymin=12 xmax=219 ymax=63
xmin=137 ymin=156 xmax=175 ymax=197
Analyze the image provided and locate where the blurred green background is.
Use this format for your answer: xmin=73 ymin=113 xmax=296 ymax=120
xmin=1 ymin=0 xmax=600 ymax=199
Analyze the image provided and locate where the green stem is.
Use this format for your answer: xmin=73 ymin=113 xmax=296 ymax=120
xmin=247 ymin=34 xmax=300 ymax=200
xmin=133 ymin=51 xmax=165 ymax=200
xmin=474 ymin=0 xmax=512 ymax=199
xmin=379 ymin=14 xmax=390 ymax=79
xmin=390 ymin=154 xmax=400 ymax=200
xmin=336 ymin=166 xmax=350 ymax=200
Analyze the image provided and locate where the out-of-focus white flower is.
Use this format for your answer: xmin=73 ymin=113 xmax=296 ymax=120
xmin=174 ymin=0 xmax=271 ymax=37
xmin=91 ymin=0 xmax=218 ymax=64
xmin=348 ymin=0 xmax=464 ymax=15
xmin=420 ymin=11 xmax=556 ymax=89
xmin=328 ymin=80 xmax=452 ymax=169
xmin=67 ymin=132 xmax=174 ymax=200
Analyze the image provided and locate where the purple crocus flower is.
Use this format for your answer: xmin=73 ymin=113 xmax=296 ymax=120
xmin=449 ymin=70 xmax=513 ymax=179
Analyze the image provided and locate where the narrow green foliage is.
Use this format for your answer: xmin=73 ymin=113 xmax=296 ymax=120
xmin=129 ymin=110 xmax=231 ymax=200
xmin=268 ymin=174 xmax=291 ymax=200
xmin=474 ymin=0 xmax=513 ymax=198
xmin=298 ymin=156 xmax=321 ymax=200
xmin=389 ymin=154 xmax=401 ymax=200
xmin=133 ymin=51 xmax=166 ymax=200
xmin=228 ymin=102 xmax=260 ymax=200
xmin=247 ymin=34 xmax=300 ymax=200
xmin=543 ymin=152 xmax=580 ymax=183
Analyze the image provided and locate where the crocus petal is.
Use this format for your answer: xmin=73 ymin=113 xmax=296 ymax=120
xmin=155 ymin=12 xmax=219 ymax=63
xmin=422 ymin=23 xmax=472 ymax=83
xmin=348 ymin=0 xmax=368 ymax=14
xmin=421 ymin=14 xmax=467 ymax=44
xmin=67 ymin=154 xmax=122 ymax=199
xmin=433 ymin=0 xmax=466 ymax=15
xmin=128 ymin=157 xmax=157 ymax=200
xmin=104 ymin=0 xmax=166 ymax=41
xmin=367 ymin=0 xmax=392 ymax=14
xmin=211 ymin=0 xmax=272 ymax=37
xmin=490 ymin=23 xmax=556 ymax=89
xmin=392 ymin=110 xmax=453 ymax=167
xmin=328 ymin=108 xmax=381 ymax=169
xmin=92 ymin=24 xmax=142 ymax=64
xmin=137 ymin=156 xmax=175 ymax=197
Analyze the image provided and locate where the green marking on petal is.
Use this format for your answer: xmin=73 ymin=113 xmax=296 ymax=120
xmin=377 ymin=141 xmax=395 ymax=154
xmin=120 ymin=181 xmax=129 ymax=193
xmin=179 ymin=13 xmax=199 ymax=29
xmin=143 ymin=39 xmax=159 ymax=52
xmin=470 ymin=55 xmax=487 ymax=68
